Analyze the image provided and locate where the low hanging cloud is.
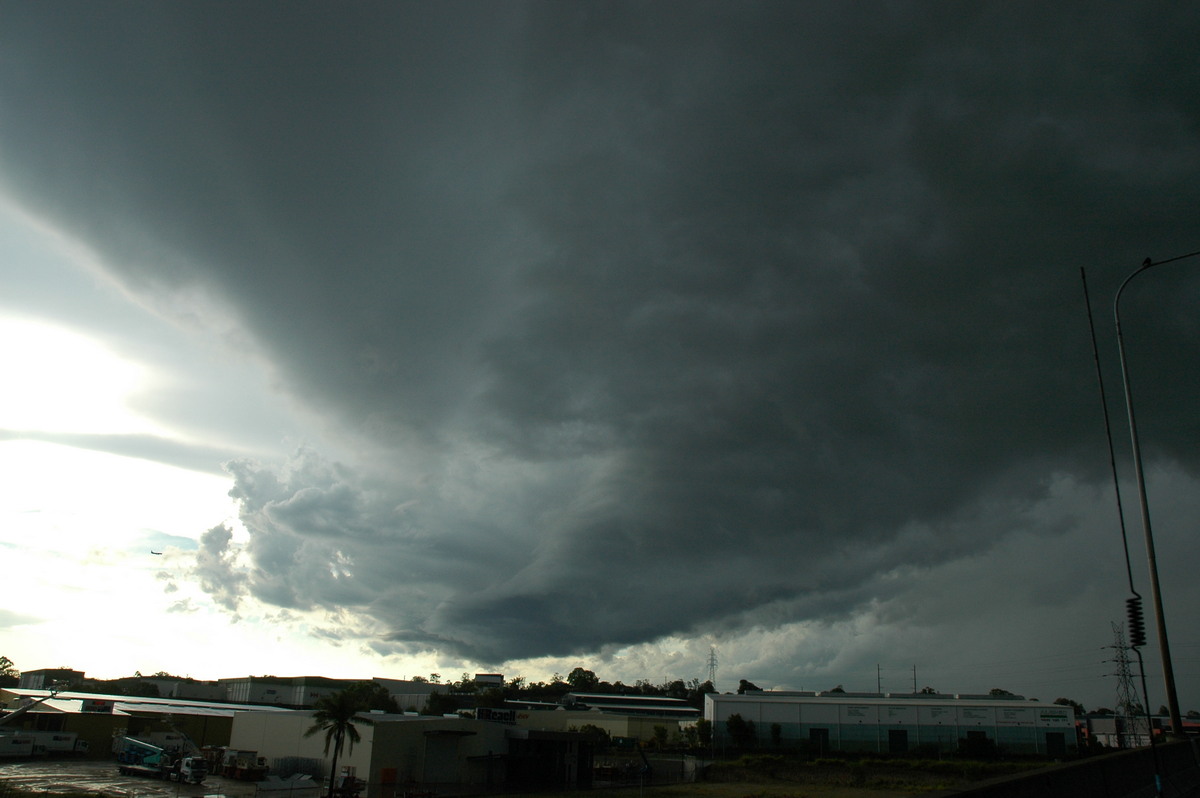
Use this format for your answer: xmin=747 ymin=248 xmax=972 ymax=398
xmin=194 ymin=524 xmax=247 ymax=614
xmin=1 ymin=4 xmax=1199 ymax=697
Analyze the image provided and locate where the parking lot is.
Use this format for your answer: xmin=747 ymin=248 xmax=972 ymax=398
xmin=0 ymin=759 xmax=262 ymax=798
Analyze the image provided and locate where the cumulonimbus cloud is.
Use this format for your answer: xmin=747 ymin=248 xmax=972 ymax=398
xmin=2 ymin=3 xmax=1199 ymax=687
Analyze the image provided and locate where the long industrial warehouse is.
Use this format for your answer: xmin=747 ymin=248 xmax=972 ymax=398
xmin=706 ymin=690 xmax=1076 ymax=756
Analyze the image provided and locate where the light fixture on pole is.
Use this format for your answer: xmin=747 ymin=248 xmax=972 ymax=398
xmin=1113 ymin=249 xmax=1200 ymax=737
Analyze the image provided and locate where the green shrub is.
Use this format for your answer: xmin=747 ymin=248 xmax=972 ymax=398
xmin=737 ymin=754 xmax=785 ymax=768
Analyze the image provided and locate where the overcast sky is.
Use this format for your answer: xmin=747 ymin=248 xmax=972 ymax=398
xmin=2 ymin=2 xmax=1199 ymax=712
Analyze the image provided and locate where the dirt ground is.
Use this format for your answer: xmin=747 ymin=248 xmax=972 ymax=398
xmin=0 ymin=759 xmax=263 ymax=798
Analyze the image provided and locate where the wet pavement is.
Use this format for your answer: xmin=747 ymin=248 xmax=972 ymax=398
xmin=0 ymin=759 xmax=261 ymax=798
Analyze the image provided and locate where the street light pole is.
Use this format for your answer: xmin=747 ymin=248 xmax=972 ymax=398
xmin=1113 ymin=250 xmax=1200 ymax=737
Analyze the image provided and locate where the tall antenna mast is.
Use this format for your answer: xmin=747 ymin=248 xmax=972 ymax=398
xmin=707 ymin=646 xmax=718 ymax=688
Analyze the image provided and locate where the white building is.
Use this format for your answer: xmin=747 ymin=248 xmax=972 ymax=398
xmin=706 ymin=691 xmax=1076 ymax=756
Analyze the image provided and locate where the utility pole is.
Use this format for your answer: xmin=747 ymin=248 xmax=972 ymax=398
xmin=1112 ymin=252 xmax=1200 ymax=736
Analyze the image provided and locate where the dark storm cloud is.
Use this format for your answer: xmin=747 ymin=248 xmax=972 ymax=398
xmin=2 ymin=2 xmax=1199 ymax=671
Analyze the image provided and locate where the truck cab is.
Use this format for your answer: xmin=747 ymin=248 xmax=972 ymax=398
xmin=170 ymin=755 xmax=208 ymax=784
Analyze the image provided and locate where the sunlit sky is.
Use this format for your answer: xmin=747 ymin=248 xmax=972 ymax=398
xmin=0 ymin=205 xmax=368 ymax=680
xmin=3 ymin=3 xmax=1200 ymax=713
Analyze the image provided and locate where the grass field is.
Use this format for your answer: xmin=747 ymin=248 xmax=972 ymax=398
xmin=514 ymin=783 xmax=928 ymax=798
xmin=502 ymin=754 xmax=1047 ymax=798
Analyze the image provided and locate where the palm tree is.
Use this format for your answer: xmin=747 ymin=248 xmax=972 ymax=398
xmin=305 ymin=689 xmax=373 ymax=798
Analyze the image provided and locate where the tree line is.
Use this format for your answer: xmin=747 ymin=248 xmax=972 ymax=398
xmin=413 ymin=667 xmax=717 ymax=715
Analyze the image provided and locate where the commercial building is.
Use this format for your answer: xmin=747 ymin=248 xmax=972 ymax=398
xmin=18 ymin=669 xmax=85 ymax=690
xmin=508 ymin=705 xmax=687 ymax=743
xmin=217 ymin=676 xmax=445 ymax=710
xmin=229 ymin=708 xmax=593 ymax=795
xmin=141 ymin=678 xmax=226 ymax=702
xmin=1 ymin=688 xmax=596 ymax=793
xmin=706 ymin=690 xmax=1077 ymax=756
xmin=562 ymin=692 xmax=700 ymax=720
xmin=0 ymin=687 xmax=291 ymax=755
xmin=10 ymin=668 xmax=446 ymax=712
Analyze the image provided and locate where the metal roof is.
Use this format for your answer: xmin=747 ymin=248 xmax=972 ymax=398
xmin=565 ymin=692 xmax=691 ymax=704
xmin=1 ymin=688 xmax=292 ymax=718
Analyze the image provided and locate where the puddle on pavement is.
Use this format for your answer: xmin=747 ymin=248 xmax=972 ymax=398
xmin=0 ymin=760 xmax=260 ymax=798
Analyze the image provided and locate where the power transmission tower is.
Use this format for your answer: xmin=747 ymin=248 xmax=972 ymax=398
xmin=707 ymin=646 xmax=718 ymax=689
xmin=1111 ymin=621 xmax=1142 ymax=748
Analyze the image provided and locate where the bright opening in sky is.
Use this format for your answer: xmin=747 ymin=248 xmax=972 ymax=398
xmin=0 ymin=318 xmax=159 ymax=436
